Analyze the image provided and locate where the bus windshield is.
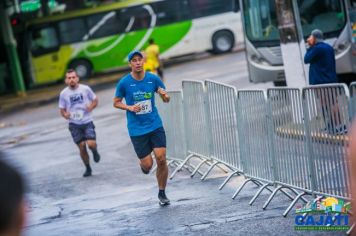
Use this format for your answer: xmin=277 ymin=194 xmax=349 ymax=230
xmin=242 ymin=0 xmax=346 ymax=45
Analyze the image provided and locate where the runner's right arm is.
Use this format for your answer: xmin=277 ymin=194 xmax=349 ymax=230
xmin=59 ymin=93 xmax=70 ymax=120
xmin=113 ymin=97 xmax=141 ymax=112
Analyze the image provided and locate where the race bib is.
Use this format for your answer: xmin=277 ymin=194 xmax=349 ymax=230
xmin=70 ymin=110 xmax=84 ymax=121
xmin=135 ymin=100 xmax=152 ymax=115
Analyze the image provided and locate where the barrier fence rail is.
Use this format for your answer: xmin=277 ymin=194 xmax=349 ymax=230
xmin=157 ymin=81 xmax=353 ymax=228
xmin=204 ymin=80 xmax=242 ymax=181
xmin=266 ymin=88 xmax=311 ymax=216
xmin=155 ymin=91 xmax=188 ymax=171
xmin=233 ymin=90 xmax=276 ymax=200
xmin=302 ymin=84 xmax=351 ymax=200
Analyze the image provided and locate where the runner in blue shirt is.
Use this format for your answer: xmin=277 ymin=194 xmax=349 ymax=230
xmin=113 ymin=50 xmax=171 ymax=205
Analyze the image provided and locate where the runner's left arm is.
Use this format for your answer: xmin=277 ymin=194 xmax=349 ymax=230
xmin=87 ymin=97 xmax=98 ymax=112
xmin=86 ymin=86 xmax=98 ymax=112
xmin=155 ymin=76 xmax=170 ymax=103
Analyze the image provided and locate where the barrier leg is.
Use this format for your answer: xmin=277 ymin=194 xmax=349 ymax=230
xmin=283 ymin=192 xmax=307 ymax=217
xmin=249 ymin=183 xmax=271 ymax=206
xmin=219 ymin=170 xmax=239 ymax=190
xmin=266 ymin=187 xmax=274 ymax=193
xmin=262 ymin=186 xmax=283 ymax=210
xmin=169 ymin=154 xmax=195 ymax=179
xmin=184 ymin=163 xmax=204 ymax=176
xmin=251 ymin=179 xmax=263 ymax=187
xmin=151 ymin=164 xmax=157 ymax=174
xmin=347 ymin=223 xmax=354 ymax=235
xmin=232 ymin=178 xmax=255 ymax=200
xmin=215 ymin=163 xmax=230 ymax=174
xmin=289 ymin=188 xmax=309 ymax=203
xmin=279 ymin=189 xmax=296 ymax=201
xmin=201 ymin=161 xmax=221 ymax=180
xmin=190 ymin=159 xmax=209 ymax=178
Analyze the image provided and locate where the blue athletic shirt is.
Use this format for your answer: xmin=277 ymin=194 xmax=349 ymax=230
xmin=115 ymin=72 xmax=165 ymax=137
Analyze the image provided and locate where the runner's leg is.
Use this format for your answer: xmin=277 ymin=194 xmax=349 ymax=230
xmin=78 ymin=141 xmax=92 ymax=177
xmin=153 ymin=147 xmax=168 ymax=190
xmin=69 ymin=123 xmax=92 ymax=176
xmin=139 ymin=154 xmax=153 ymax=173
xmin=85 ymin=122 xmax=100 ymax=162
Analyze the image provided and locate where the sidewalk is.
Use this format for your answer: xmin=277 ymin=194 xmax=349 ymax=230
xmin=0 ymin=72 xmax=123 ymax=114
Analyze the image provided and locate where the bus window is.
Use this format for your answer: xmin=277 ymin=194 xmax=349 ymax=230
xmin=86 ymin=11 xmax=123 ymax=39
xmin=122 ymin=6 xmax=152 ymax=31
xmin=154 ymin=0 xmax=192 ymax=25
xmin=298 ymin=0 xmax=345 ymax=37
xmin=58 ymin=18 xmax=87 ymax=44
xmin=233 ymin=0 xmax=240 ymax=12
xmin=154 ymin=0 xmax=189 ymax=26
xmin=30 ymin=27 xmax=59 ymax=56
xmin=190 ymin=0 xmax=234 ymax=18
xmin=242 ymin=0 xmax=279 ymax=42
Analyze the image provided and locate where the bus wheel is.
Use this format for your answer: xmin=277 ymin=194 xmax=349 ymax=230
xmin=212 ymin=31 xmax=234 ymax=54
xmin=69 ymin=60 xmax=92 ymax=79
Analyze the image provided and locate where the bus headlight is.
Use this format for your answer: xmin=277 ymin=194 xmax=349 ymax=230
xmin=334 ymin=41 xmax=349 ymax=55
xmin=251 ymin=54 xmax=270 ymax=66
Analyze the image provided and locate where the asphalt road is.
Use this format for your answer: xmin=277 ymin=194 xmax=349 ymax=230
xmin=0 ymin=51 xmax=345 ymax=235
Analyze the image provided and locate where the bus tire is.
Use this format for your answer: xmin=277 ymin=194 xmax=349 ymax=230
xmin=212 ymin=30 xmax=234 ymax=54
xmin=69 ymin=60 xmax=92 ymax=79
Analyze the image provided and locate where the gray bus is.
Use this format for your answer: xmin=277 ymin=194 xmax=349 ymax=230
xmin=240 ymin=0 xmax=356 ymax=86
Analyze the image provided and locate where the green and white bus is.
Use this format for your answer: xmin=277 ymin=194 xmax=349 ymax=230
xmin=17 ymin=0 xmax=242 ymax=86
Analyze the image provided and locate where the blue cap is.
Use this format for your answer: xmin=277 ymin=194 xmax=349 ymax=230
xmin=128 ymin=50 xmax=143 ymax=61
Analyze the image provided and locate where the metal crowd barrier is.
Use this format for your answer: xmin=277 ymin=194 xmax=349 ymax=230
xmin=169 ymin=80 xmax=214 ymax=179
xmin=302 ymin=84 xmax=351 ymax=200
xmin=204 ymin=80 xmax=242 ymax=184
xmin=162 ymin=81 xmax=352 ymax=222
xmin=155 ymin=91 xmax=189 ymax=171
xmin=265 ymin=88 xmax=310 ymax=216
xmin=233 ymin=90 xmax=277 ymax=199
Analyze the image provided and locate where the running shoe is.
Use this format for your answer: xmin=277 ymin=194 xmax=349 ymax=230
xmin=83 ymin=169 xmax=92 ymax=177
xmin=158 ymin=193 xmax=170 ymax=206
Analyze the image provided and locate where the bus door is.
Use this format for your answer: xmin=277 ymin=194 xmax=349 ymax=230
xmin=29 ymin=25 xmax=61 ymax=84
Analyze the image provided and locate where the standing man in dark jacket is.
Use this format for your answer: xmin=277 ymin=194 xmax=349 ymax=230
xmin=304 ymin=29 xmax=347 ymax=134
xmin=304 ymin=29 xmax=337 ymax=85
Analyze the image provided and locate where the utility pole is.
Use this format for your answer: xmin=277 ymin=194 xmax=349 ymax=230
xmin=0 ymin=2 xmax=26 ymax=96
xmin=275 ymin=0 xmax=308 ymax=87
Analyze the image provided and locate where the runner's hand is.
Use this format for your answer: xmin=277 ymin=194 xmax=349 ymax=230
xmin=86 ymin=104 xmax=93 ymax=112
xmin=64 ymin=111 xmax=71 ymax=120
xmin=157 ymin=87 xmax=170 ymax=103
xmin=128 ymin=104 xmax=141 ymax=113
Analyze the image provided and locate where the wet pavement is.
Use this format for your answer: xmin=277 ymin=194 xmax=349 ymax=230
xmin=0 ymin=51 xmax=346 ymax=235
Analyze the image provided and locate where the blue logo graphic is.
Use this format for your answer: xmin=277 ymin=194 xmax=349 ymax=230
xmin=294 ymin=196 xmax=351 ymax=231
